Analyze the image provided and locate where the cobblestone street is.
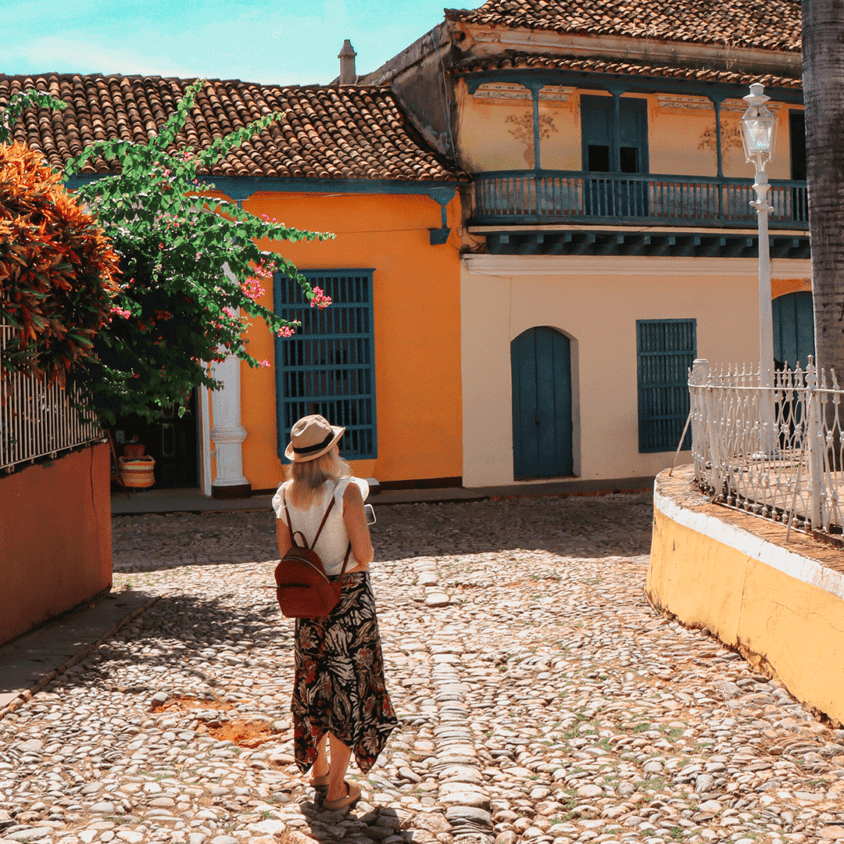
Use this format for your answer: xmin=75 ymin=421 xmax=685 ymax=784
xmin=3 ymin=493 xmax=844 ymax=844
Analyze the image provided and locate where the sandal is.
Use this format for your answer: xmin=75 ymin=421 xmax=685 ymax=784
xmin=322 ymin=780 xmax=361 ymax=812
xmin=309 ymin=772 xmax=330 ymax=791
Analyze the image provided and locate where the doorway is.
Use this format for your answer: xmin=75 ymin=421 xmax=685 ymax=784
xmin=511 ymin=327 xmax=574 ymax=479
xmin=581 ymin=95 xmax=649 ymax=217
xmin=773 ymin=291 xmax=814 ymax=370
xmin=112 ymin=390 xmax=199 ymax=489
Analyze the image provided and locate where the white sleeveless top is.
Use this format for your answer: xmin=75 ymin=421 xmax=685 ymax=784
xmin=272 ymin=477 xmax=369 ymax=577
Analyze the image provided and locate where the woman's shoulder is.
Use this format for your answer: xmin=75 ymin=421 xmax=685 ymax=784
xmin=271 ymin=480 xmax=291 ymax=518
xmin=335 ymin=476 xmax=369 ymax=503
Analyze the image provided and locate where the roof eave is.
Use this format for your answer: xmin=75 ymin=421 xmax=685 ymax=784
xmin=460 ymin=25 xmax=802 ymax=78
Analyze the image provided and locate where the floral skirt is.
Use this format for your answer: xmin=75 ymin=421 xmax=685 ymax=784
xmin=292 ymin=571 xmax=398 ymax=774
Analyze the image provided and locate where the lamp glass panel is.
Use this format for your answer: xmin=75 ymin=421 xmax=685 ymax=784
xmin=744 ymin=117 xmax=774 ymax=152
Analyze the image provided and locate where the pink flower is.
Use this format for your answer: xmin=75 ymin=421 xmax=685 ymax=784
xmin=278 ymin=326 xmax=296 ymax=338
xmin=258 ymin=359 xmax=270 ymax=368
xmin=241 ymin=278 xmax=265 ymax=301
xmin=309 ymin=286 xmax=332 ymax=309
xmin=109 ymin=306 xmax=132 ymax=319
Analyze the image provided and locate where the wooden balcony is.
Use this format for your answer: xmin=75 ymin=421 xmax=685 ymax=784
xmin=473 ymin=171 xmax=809 ymax=229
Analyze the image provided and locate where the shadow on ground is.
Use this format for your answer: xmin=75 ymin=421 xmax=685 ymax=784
xmin=112 ymin=494 xmax=654 ymax=574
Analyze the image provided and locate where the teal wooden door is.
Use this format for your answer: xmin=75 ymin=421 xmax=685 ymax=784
xmin=511 ymin=327 xmax=573 ymax=479
xmin=773 ymin=291 xmax=815 ymax=369
xmin=581 ymin=95 xmax=648 ymax=217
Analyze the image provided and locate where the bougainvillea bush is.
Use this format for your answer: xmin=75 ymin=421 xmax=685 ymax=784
xmin=0 ymin=140 xmax=120 ymax=385
xmin=64 ymin=79 xmax=331 ymax=425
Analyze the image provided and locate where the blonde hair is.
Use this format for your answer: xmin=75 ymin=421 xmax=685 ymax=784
xmin=285 ymin=447 xmax=351 ymax=509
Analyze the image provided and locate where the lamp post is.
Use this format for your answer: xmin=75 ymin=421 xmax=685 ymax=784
xmin=740 ymin=82 xmax=777 ymax=454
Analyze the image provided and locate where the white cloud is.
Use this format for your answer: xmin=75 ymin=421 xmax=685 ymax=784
xmin=7 ymin=36 xmax=198 ymax=78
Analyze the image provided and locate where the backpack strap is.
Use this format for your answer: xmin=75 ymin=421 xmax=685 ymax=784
xmin=311 ymin=495 xmax=336 ymax=548
xmin=282 ymin=487 xmax=336 ymax=550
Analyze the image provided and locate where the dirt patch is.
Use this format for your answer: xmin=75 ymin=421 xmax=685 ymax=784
xmin=151 ymin=696 xmax=235 ymax=713
xmin=150 ymin=698 xmax=281 ymax=748
xmin=206 ymin=719 xmax=281 ymax=748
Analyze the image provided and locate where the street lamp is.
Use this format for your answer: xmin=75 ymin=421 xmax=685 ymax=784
xmin=740 ymin=82 xmax=777 ymax=454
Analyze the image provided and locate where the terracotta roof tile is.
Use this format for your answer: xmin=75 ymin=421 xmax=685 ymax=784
xmin=0 ymin=73 xmax=467 ymax=183
xmin=453 ymin=51 xmax=802 ymax=88
xmin=446 ymin=0 xmax=802 ymax=52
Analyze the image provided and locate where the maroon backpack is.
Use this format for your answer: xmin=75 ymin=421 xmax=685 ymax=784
xmin=274 ymin=489 xmax=351 ymax=619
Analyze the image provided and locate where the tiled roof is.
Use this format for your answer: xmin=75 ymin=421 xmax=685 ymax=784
xmin=0 ymin=73 xmax=466 ymax=182
xmin=453 ymin=51 xmax=802 ymax=89
xmin=446 ymin=0 xmax=802 ymax=53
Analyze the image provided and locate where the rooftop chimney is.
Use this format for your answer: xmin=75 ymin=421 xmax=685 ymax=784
xmin=339 ymin=40 xmax=357 ymax=85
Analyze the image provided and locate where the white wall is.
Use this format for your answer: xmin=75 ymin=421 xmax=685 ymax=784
xmin=460 ymin=255 xmax=811 ymax=487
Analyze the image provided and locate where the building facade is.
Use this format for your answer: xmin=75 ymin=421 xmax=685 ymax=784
xmin=2 ymin=73 xmax=468 ymax=493
xmin=365 ymin=0 xmax=810 ymax=487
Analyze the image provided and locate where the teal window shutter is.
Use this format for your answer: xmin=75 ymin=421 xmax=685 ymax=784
xmin=637 ymin=319 xmax=696 ymax=453
xmin=274 ymin=270 xmax=377 ymax=460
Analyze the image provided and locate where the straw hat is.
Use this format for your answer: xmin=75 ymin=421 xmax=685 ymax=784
xmin=284 ymin=415 xmax=345 ymax=462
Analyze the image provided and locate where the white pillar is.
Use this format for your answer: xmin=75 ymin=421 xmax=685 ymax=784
xmin=210 ymin=351 xmax=251 ymax=499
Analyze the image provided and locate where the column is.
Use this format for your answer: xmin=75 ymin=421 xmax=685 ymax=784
xmin=210 ymin=350 xmax=251 ymax=499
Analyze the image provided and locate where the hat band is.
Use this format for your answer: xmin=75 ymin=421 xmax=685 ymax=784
xmin=292 ymin=431 xmax=336 ymax=455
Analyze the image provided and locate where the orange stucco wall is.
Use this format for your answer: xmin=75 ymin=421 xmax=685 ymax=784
xmin=234 ymin=191 xmax=462 ymax=490
xmin=0 ymin=444 xmax=112 ymax=644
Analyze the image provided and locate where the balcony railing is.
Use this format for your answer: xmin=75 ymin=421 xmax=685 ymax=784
xmin=473 ymin=170 xmax=809 ymax=229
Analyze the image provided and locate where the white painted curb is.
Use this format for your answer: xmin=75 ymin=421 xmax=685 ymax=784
xmin=654 ymin=484 xmax=844 ymax=603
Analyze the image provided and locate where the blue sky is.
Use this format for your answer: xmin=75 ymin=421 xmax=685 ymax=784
xmin=0 ymin=0 xmax=461 ymax=85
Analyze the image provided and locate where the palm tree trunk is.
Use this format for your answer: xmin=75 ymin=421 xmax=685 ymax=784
xmin=802 ymin=0 xmax=844 ymax=382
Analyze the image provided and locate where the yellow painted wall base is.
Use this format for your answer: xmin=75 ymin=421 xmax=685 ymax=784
xmin=648 ymin=467 xmax=844 ymax=726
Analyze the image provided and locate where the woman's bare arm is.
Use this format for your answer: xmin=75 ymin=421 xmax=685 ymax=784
xmin=342 ymin=481 xmax=373 ymax=570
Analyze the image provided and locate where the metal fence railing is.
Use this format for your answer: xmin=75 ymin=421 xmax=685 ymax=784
xmin=1 ymin=323 xmax=102 ymax=473
xmin=688 ymin=358 xmax=844 ymax=541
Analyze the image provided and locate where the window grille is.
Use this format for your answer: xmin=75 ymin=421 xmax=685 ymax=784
xmin=637 ymin=319 xmax=696 ymax=453
xmin=273 ymin=270 xmax=377 ymax=461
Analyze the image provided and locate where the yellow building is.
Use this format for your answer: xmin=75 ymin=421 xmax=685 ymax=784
xmin=365 ymin=0 xmax=810 ymax=488
xmin=7 ymin=73 xmax=467 ymax=494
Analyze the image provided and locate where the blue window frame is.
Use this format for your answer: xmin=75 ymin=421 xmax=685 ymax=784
xmin=274 ymin=270 xmax=377 ymax=461
xmin=637 ymin=319 xmax=696 ymax=453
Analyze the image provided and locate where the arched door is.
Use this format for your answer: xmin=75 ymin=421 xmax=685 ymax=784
xmin=511 ymin=327 xmax=573 ymax=479
xmin=773 ymin=291 xmax=814 ymax=370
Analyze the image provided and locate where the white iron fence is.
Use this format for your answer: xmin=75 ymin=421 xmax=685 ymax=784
xmin=688 ymin=357 xmax=844 ymax=540
xmin=1 ymin=323 xmax=102 ymax=473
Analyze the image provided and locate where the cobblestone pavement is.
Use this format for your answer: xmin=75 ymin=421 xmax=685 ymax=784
xmin=4 ymin=493 xmax=844 ymax=844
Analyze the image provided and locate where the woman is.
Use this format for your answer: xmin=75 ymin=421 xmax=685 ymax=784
xmin=272 ymin=414 xmax=398 ymax=812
